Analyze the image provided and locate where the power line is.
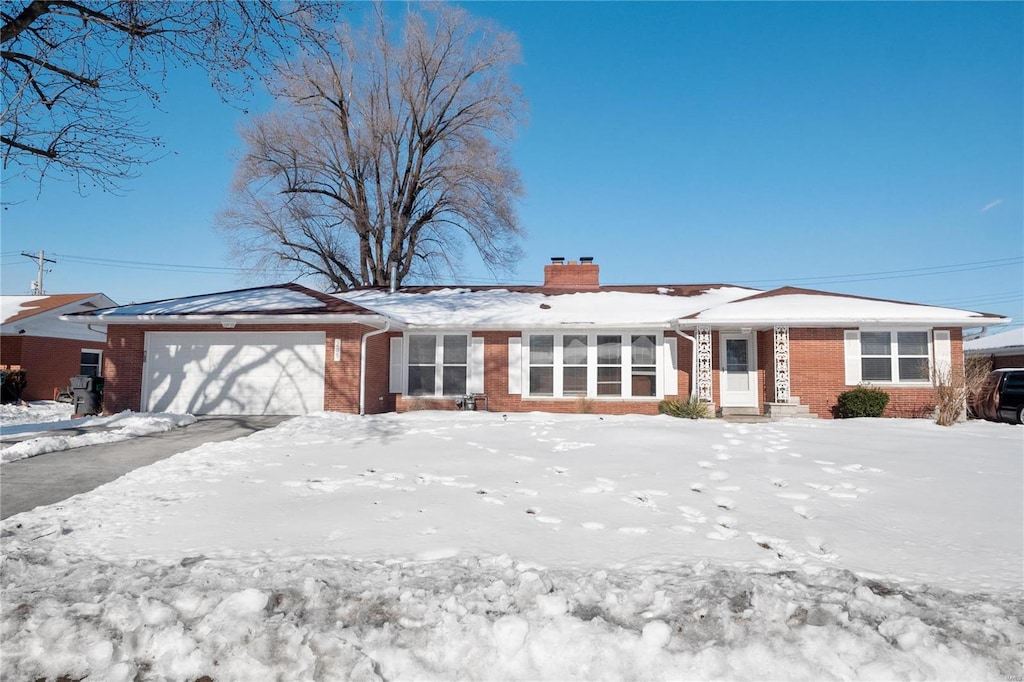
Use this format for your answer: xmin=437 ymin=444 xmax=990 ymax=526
xmin=730 ymin=257 xmax=1023 ymax=286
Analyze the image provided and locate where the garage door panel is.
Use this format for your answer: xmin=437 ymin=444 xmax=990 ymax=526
xmin=144 ymin=331 xmax=326 ymax=415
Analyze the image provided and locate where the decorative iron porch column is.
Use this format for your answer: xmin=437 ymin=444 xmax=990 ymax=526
xmin=774 ymin=325 xmax=791 ymax=403
xmin=696 ymin=325 xmax=713 ymax=402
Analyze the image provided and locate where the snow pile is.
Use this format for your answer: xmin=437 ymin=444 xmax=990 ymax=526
xmin=1 ymin=411 xmax=197 ymax=463
xmin=3 ymin=553 xmax=1020 ymax=681
xmin=0 ymin=295 xmax=46 ymax=324
xmin=0 ymin=400 xmax=73 ymax=429
xmin=2 ymin=412 xmax=1021 ymax=679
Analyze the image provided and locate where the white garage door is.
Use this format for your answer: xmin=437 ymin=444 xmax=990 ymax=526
xmin=144 ymin=331 xmax=326 ymax=415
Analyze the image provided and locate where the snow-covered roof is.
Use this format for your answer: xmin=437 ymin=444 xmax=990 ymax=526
xmin=683 ymin=287 xmax=1008 ymax=328
xmin=67 ymin=284 xmax=377 ymax=321
xmin=964 ymin=327 xmax=1024 ymax=355
xmin=2 ymin=294 xmax=118 ymax=342
xmin=1 ymin=294 xmax=112 ymax=325
xmin=337 ymin=285 xmax=760 ymax=328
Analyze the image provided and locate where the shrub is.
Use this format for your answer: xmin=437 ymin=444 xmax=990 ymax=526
xmin=0 ymin=369 xmax=27 ymax=404
xmin=933 ymin=365 xmax=967 ymax=426
xmin=836 ymin=387 xmax=889 ymax=418
xmin=659 ymin=396 xmax=710 ymax=419
xmin=574 ymin=397 xmax=595 ymax=414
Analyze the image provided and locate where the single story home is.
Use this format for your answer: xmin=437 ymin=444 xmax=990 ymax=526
xmin=964 ymin=327 xmax=1024 ymax=370
xmin=1 ymin=293 xmax=118 ymax=401
xmin=65 ymin=260 xmax=1008 ymax=419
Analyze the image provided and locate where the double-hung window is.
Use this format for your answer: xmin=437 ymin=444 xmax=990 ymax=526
xmin=80 ymin=350 xmax=102 ymax=377
xmin=407 ymin=334 xmax=468 ymax=396
xmin=859 ymin=331 xmax=930 ymax=383
xmin=631 ymin=335 xmax=657 ymax=397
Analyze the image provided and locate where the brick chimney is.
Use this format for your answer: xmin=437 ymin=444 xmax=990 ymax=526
xmin=543 ymin=257 xmax=600 ymax=289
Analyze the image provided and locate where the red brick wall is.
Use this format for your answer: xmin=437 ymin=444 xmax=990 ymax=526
xmin=103 ymin=323 xmax=383 ymax=415
xmin=991 ymin=354 xmax=1024 ymax=370
xmin=1 ymin=335 xmax=23 ymax=369
xmin=788 ymin=328 xmax=963 ymax=419
xmin=2 ymin=336 xmax=102 ymax=401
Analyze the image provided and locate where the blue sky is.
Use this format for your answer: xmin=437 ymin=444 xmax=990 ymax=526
xmin=2 ymin=1 xmax=1021 ymax=327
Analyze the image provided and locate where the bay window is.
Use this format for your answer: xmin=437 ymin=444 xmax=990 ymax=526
xmin=523 ymin=332 xmax=662 ymax=399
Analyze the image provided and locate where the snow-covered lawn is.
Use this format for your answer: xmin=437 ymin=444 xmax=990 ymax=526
xmin=0 ymin=401 xmax=196 ymax=463
xmin=2 ymin=412 xmax=1021 ymax=680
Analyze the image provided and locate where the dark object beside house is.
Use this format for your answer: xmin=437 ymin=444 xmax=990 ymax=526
xmin=0 ymin=369 xmax=27 ymax=404
xmin=969 ymin=369 xmax=1024 ymax=424
xmin=70 ymin=375 xmax=104 ymax=416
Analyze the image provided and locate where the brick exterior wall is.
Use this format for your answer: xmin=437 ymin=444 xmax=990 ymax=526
xmin=103 ymin=323 xmax=386 ymax=415
xmin=990 ymin=354 xmax=1024 ymax=370
xmin=100 ymin=322 xmax=966 ymax=420
xmin=1 ymin=335 xmax=102 ymax=401
xmin=787 ymin=327 xmax=963 ymax=419
xmin=1 ymin=335 xmax=23 ymax=369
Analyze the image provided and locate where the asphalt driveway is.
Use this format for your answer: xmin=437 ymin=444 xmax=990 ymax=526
xmin=1 ymin=415 xmax=289 ymax=519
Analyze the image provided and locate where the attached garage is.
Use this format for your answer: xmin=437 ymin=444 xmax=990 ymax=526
xmin=143 ymin=331 xmax=326 ymax=415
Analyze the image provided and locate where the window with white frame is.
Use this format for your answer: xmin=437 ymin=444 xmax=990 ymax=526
xmin=859 ymin=331 xmax=930 ymax=383
xmin=80 ymin=350 xmax=102 ymax=377
xmin=523 ymin=332 xmax=662 ymax=399
xmin=631 ymin=335 xmax=657 ymax=397
xmin=407 ymin=334 xmax=468 ymax=396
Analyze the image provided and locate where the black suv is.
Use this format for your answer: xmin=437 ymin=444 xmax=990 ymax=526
xmin=970 ymin=369 xmax=1024 ymax=424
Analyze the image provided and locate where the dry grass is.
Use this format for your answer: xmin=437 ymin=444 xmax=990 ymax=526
xmin=932 ymin=365 xmax=968 ymax=426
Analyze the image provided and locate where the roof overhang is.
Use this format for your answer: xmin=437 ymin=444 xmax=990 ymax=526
xmin=61 ymin=313 xmax=393 ymax=327
xmin=677 ymin=317 xmax=1010 ymax=329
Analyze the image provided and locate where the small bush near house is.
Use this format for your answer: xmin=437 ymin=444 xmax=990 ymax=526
xmin=0 ymin=369 xmax=27 ymax=404
xmin=575 ymin=397 xmax=595 ymax=414
xmin=836 ymin=387 xmax=890 ymax=418
xmin=659 ymin=397 xmax=710 ymax=419
xmin=933 ymin=366 xmax=967 ymax=426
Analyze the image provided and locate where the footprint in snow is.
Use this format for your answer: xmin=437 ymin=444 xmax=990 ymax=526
xmin=821 ymin=467 xmax=842 ymax=475
xmin=536 ymin=516 xmax=561 ymax=525
xmin=776 ymin=492 xmax=810 ymax=500
xmin=814 ymin=459 xmax=836 ymax=465
xmin=581 ymin=522 xmax=604 ymax=531
xmin=547 ymin=466 xmax=569 ymax=475
xmin=805 ymin=482 xmax=832 ymax=492
xmin=670 ymin=525 xmax=697 ymax=534
xmin=827 ymin=491 xmax=858 ymax=499
xmin=711 ymin=444 xmax=729 ymax=451
xmin=698 ymin=461 xmax=716 ymax=469
xmin=715 ymin=485 xmax=741 ymax=492
xmin=793 ymin=505 xmax=817 ymax=520
xmin=709 ymin=471 xmax=730 ymax=482
xmin=707 ymin=525 xmax=739 ymax=541
xmin=677 ymin=505 xmax=707 ymax=524
xmin=690 ymin=482 xmax=705 ymax=493
xmin=771 ymin=478 xmax=788 ymax=488
xmin=515 ymin=488 xmax=539 ymax=497
xmin=482 ymin=497 xmax=506 ymax=505
xmin=714 ymin=497 xmax=736 ymax=510
xmin=618 ymin=527 xmax=649 ymax=535
xmin=715 ymin=452 xmax=732 ymax=461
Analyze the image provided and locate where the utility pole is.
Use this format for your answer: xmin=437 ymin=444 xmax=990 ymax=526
xmin=21 ymin=250 xmax=57 ymax=295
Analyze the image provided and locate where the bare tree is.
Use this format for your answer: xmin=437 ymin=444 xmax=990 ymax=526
xmin=1 ymin=1 xmax=345 ymax=192
xmin=219 ymin=4 xmax=525 ymax=290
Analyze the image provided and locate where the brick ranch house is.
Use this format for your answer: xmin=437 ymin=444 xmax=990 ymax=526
xmin=2 ymin=293 xmax=118 ymax=401
xmin=65 ymin=260 xmax=1008 ymax=419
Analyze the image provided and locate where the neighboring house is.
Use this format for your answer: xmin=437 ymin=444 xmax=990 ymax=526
xmin=1 ymin=293 xmax=118 ymax=401
xmin=964 ymin=327 xmax=1024 ymax=369
xmin=65 ymin=260 xmax=1008 ymax=419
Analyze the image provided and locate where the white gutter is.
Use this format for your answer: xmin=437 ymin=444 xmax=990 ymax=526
xmin=359 ymin=321 xmax=391 ymax=416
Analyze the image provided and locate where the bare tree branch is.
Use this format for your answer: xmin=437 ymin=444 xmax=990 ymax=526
xmin=219 ymin=4 xmax=525 ymax=291
xmin=1 ymin=0 xmax=345 ymax=193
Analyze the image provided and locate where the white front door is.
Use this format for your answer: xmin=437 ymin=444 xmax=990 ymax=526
xmin=720 ymin=332 xmax=758 ymax=408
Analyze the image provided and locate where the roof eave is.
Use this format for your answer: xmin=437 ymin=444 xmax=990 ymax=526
xmin=678 ymin=317 xmax=1011 ymax=328
xmin=61 ymin=313 xmax=393 ymax=327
